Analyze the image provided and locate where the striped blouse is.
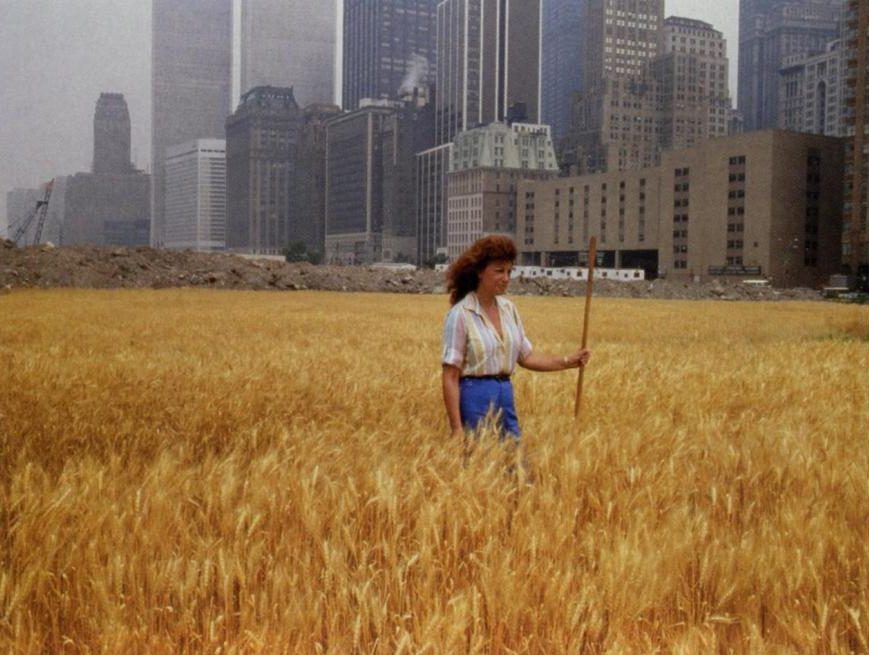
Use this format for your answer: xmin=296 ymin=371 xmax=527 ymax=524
xmin=442 ymin=292 xmax=533 ymax=377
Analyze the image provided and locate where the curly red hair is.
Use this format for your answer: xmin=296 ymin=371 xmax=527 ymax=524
xmin=446 ymin=235 xmax=517 ymax=305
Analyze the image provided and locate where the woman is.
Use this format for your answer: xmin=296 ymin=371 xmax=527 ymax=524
xmin=441 ymin=235 xmax=591 ymax=440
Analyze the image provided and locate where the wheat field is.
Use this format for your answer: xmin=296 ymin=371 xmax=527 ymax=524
xmin=0 ymin=289 xmax=867 ymax=654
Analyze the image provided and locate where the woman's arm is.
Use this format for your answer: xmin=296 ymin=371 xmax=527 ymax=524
xmin=442 ymin=364 xmax=464 ymax=438
xmin=519 ymin=348 xmax=591 ymax=372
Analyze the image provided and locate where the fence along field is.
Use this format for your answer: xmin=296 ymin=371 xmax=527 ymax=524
xmin=0 ymin=289 xmax=867 ymax=654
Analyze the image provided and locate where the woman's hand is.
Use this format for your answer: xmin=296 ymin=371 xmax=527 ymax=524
xmin=564 ymin=348 xmax=591 ymax=369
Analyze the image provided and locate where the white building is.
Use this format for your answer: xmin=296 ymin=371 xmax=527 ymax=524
xmin=164 ymin=139 xmax=226 ymax=251
xmin=451 ymin=122 xmax=559 ymax=172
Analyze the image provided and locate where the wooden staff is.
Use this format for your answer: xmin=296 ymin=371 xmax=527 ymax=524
xmin=574 ymin=236 xmax=597 ymax=419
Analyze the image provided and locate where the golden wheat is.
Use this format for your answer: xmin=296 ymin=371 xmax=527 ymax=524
xmin=0 ymin=289 xmax=867 ymax=654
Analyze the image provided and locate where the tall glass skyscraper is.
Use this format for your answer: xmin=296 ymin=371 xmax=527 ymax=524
xmin=151 ymin=0 xmax=233 ymax=247
xmin=435 ymin=0 xmax=542 ymax=145
xmin=240 ymin=0 xmax=337 ymax=106
xmin=541 ymin=0 xmax=583 ymax=144
xmin=342 ymin=0 xmax=439 ymax=111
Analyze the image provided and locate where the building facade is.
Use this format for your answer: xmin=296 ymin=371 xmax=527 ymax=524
xmin=324 ymin=102 xmax=397 ymax=263
xmin=164 ymin=139 xmax=226 ymax=251
xmin=151 ymin=0 xmax=233 ymax=247
xmin=563 ymin=0 xmax=664 ymax=172
xmin=446 ymin=122 xmax=559 ymax=258
xmin=380 ymin=91 xmax=436 ymax=262
xmin=541 ymin=0 xmax=584 ymax=144
xmin=342 ymin=0 xmax=439 ymax=111
xmin=240 ymin=0 xmax=336 ymax=105
xmin=738 ymin=0 xmax=843 ymax=132
xmin=516 ymin=130 xmax=845 ymax=287
xmin=516 ymin=167 xmax=661 ymax=271
xmin=658 ymin=17 xmax=732 ymax=151
xmin=565 ymin=8 xmax=735 ymax=174
xmin=435 ymin=0 xmax=542 ymax=145
xmin=62 ymin=173 xmax=150 ymax=247
xmin=416 ymin=143 xmax=453 ymax=264
xmin=779 ymin=40 xmax=844 ymax=136
xmin=62 ymin=92 xmax=150 ymax=247
xmin=93 ymin=93 xmax=135 ymax=175
xmin=295 ymin=103 xmax=343 ymax=255
xmin=226 ymin=86 xmax=304 ymax=255
xmin=842 ymin=0 xmax=868 ymax=282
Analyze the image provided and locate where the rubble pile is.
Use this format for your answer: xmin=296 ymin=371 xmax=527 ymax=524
xmin=0 ymin=241 xmax=822 ymax=301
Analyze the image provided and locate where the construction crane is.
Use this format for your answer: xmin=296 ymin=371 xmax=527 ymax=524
xmin=10 ymin=180 xmax=54 ymax=246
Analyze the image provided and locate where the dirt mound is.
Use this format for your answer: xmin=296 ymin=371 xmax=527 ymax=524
xmin=0 ymin=241 xmax=822 ymax=301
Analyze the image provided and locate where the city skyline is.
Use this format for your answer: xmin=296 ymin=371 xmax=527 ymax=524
xmin=0 ymin=0 xmax=739 ymax=231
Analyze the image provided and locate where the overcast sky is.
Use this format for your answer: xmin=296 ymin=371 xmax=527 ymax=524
xmin=0 ymin=0 xmax=739 ymax=227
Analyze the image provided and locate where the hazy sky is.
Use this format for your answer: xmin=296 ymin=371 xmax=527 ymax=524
xmin=0 ymin=0 xmax=739 ymax=228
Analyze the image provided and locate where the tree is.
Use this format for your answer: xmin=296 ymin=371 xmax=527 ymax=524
xmin=283 ymin=241 xmax=322 ymax=265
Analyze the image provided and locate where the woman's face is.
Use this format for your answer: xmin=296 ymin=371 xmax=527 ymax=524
xmin=478 ymin=259 xmax=513 ymax=296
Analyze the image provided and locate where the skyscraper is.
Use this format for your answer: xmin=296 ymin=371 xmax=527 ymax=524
xmin=658 ymin=17 xmax=731 ymax=151
xmin=164 ymin=139 xmax=227 ymax=252
xmin=63 ymin=94 xmax=150 ymax=247
xmin=563 ymin=0 xmax=665 ymax=173
xmin=240 ymin=0 xmax=337 ymax=105
xmin=435 ymin=0 xmax=542 ymax=145
xmin=93 ymin=93 xmax=134 ymax=175
xmin=342 ymin=0 xmax=439 ymax=111
xmin=778 ymin=40 xmax=844 ymax=136
xmin=542 ymin=0 xmax=584 ymax=144
xmin=151 ymin=0 xmax=233 ymax=247
xmin=324 ymin=101 xmax=397 ymax=263
xmin=842 ymin=0 xmax=868 ymax=283
xmin=582 ymin=0 xmax=664 ymax=90
xmin=225 ymin=86 xmax=304 ymax=255
xmin=738 ymin=0 xmax=843 ymax=132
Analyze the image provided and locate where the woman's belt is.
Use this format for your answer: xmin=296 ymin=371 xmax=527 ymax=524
xmin=460 ymin=374 xmax=511 ymax=381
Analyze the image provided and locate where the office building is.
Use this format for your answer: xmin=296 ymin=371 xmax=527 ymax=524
xmin=842 ymin=0 xmax=868 ymax=282
xmin=738 ymin=0 xmax=843 ymax=132
xmin=517 ymin=167 xmax=661 ymax=271
xmin=63 ymin=93 xmax=150 ymax=247
xmin=295 ymin=103 xmax=343 ymax=255
xmin=240 ymin=0 xmax=336 ymax=105
xmin=164 ymin=139 xmax=226 ymax=251
xmin=658 ymin=17 xmax=732 ymax=151
xmin=582 ymin=0 xmax=664 ymax=90
xmin=779 ymin=40 xmax=844 ymax=136
xmin=324 ymin=101 xmax=398 ymax=263
xmin=226 ymin=86 xmax=304 ymax=255
xmin=542 ymin=0 xmax=584 ymax=144
xmin=446 ymin=122 xmax=559 ymax=258
xmin=151 ymin=0 xmax=233 ymax=247
xmin=93 ymin=93 xmax=135 ymax=175
xmin=63 ymin=173 xmax=150 ymax=247
xmin=435 ymin=0 xmax=542 ymax=145
xmin=517 ymin=130 xmax=844 ymax=287
xmin=381 ymin=90 xmax=436 ymax=262
xmin=342 ymin=0 xmax=439 ymax=111
xmin=423 ymin=0 xmax=542 ymax=264
xmin=562 ymin=0 xmax=664 ymax=172
xmin=565 ymin=10 xmax=735 ymax=174
xmin=416 ymin=143 xmax=453 ymax=265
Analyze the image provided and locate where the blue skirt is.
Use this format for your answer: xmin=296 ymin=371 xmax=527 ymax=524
xmin=459 ymin=377 xmax=521 ymax=439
